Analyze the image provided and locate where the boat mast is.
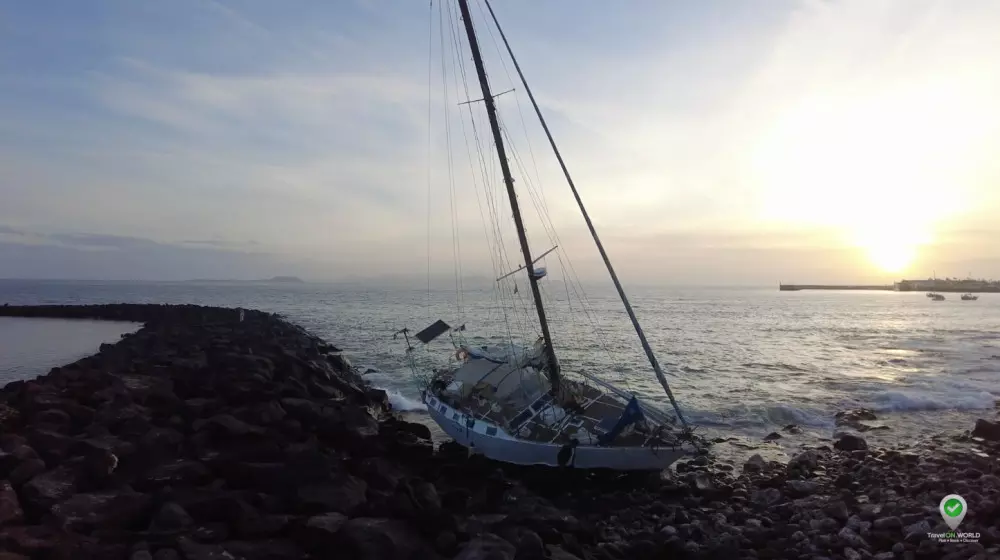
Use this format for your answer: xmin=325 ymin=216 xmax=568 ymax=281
xmin=456 ymin=0 xmax=561 ymax=392
xmin=482 ymin=0 xmax=688 ymax=428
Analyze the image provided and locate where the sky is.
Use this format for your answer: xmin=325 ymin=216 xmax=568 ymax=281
xmin=1 ymin=0 xmax=999 ymax=285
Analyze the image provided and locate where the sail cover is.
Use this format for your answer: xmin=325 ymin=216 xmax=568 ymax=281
xmin=415 ymin=320 xmax=451 ymax=343
xmin=597 ymin=395 xmax=645 ymax=445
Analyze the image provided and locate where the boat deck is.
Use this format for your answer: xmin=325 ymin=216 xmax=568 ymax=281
xmin=434 ymin=375 xmax=680 ymax=447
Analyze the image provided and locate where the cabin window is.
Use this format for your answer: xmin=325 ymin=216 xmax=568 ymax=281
xmin=485 ymin=426 xmax=498 ymax=436
xmin=439 ymin=405 xmax=447 ymax=414
xmin=452 ymin=412 xmax=459 ymax=421
xmin=466 ymin=418 xmax=475 ymax=428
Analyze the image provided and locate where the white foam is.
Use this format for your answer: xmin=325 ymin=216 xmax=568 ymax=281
xmin=870 ymin=390 xmax=997 ymax=412
xmin=688 ymin=403 xmax=832 ymax=429
xmin=385 ymin=389 xmax=427 ymax=412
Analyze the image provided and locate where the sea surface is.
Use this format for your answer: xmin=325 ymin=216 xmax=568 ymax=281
xmin=1 ymin=279 xmax=998 ymax=459
xmin=0 ymin=316 xmax=141 ymax=383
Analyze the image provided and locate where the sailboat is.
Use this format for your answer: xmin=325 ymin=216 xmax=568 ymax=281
xmin=395 ymin=0 xmax=701 ymax=470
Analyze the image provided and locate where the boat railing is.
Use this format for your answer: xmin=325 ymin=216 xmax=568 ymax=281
xmin=574 ymin=369 xmax=680 ymax=428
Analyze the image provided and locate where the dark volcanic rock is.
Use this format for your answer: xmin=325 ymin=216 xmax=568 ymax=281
xmin=299 ymin=512 xmax=348 ymax=551
xmin=137 ymin=459 xmax=212 ymax=490
xmin=454 ymin=533 xmax=516 ymax=560
xmin=834 ymin=432 xmax=869 ymax=451
xmin=836 ymin=408 xmax=877 ymax=425
xmin=51 ymin=490 xmax=152 ymax=531
xmin=297 ymin=475 xmax=367 ymax=515
xmin=151 ymin=502 xmax=194 ymax=531
xmin=341 ymin=517 xmax=429 ymax=560
xmin=0 ymin=480 xmax=24 ymax=524
xmin=21 ymin=464 xmax=80 ymax=515
xmin=972 ymin=419 xmax=1000 ymax=441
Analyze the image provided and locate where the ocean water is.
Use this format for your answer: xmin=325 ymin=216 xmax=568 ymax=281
xmin=1 ymin=279 xmax=998 ymax=455
xmin=0 ymin=316 xmax=141 ymax=384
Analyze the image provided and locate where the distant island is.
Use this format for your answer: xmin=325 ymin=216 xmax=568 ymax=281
xmin=265 ymin=276 xmax=305 ymax=283
xmin=183 ymin=276 xmax=306 ymax=284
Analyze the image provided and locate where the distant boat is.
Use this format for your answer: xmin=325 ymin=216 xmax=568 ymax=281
xmin=931 ymin=294 xmax=945 ymax=301
xmin=926 ymin=292 xmax=936 ymax=298
xmin=961 ymin=293 xmax=979 ymax=301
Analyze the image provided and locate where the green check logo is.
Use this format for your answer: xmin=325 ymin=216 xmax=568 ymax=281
xmin=940 ymin=494 xmax=968 ymax=530
xmin=944 ymin=498 xmax=963 ymax=517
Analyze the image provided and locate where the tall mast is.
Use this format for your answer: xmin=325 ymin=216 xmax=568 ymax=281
xmin=456 ymin=0 xmax=561 ymax=391
xmin=482 ymin=0 xmax=688 ymax=427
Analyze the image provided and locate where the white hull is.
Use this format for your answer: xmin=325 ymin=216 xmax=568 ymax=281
xmin=424 ymin=392 xmax=692 ymax=470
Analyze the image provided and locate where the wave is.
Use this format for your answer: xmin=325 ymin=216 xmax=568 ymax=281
xmin=386 ymin=389 xmax=427 ymax=412
xmin=353 ymin=364 xmax=427 ymax=412
xmin=868 ymin=390 xmax=996 ymax=413
xmin=687 ymin=403 xmax=831 ymax=429
xmin=741 ymin=362 xmax=812 ymax=373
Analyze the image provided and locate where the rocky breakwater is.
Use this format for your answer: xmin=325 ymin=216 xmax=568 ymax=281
xmin=0 ymin=304 xmax=998 ymax=560
xmin=0 ymin=304 xmax=440 ymax=559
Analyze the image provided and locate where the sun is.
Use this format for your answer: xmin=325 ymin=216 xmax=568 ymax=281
xmin=861 ymin=237 xmax=917 ymax=274
xmin=751 ymin=86 xmax=978 ymax=276
xmin=849 ymin=222 xmax=925 ymax=274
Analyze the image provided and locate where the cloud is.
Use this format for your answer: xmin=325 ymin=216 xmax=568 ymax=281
xmin=0 ymin=226 xmax=302 ymax=281
xmin=1 ymin=0 xmax=999 ymax=282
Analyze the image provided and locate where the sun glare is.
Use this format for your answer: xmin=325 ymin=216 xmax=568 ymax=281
xmin=854 ymin=228 xmax=919 ymax=274
xmin=752 ymin=84 xmax=983 ymax=275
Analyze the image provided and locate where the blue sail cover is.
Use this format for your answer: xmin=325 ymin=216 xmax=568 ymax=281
xmin=597 ymin=395 xmax=645 ymax=445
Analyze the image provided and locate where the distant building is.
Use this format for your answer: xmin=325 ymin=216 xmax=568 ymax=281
xmin=894 ymin=278 xmax=1000 ymax=292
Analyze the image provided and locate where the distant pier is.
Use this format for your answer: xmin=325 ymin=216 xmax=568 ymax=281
xmin=780 ymin=279 xmax=1000 ymax=293
xmin=779 ymin=284 xmax=893 ymax=291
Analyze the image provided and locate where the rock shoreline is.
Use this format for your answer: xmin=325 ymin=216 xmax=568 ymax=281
xmin=0 ymin=303 xmax=997 ymax=560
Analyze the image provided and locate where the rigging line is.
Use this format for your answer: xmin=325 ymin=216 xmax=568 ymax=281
xmin=494 ymin=96 xmax=626 ymax=357
xmin=472 ymin=0 xmax=550 ymax=215
xmin=495 ymin=111 xmax=620 ymax=367
xmin=449 ymin=7 xmax=532 ymax=349
xmin=426 ymin=0 xmax=435 ymax=325
xmin=446 ymin=1 xmax=510 ymax=340
xmin=484 ymin=0 xmax=686 ymax=426
xmin=447 ymin=3 xmax=506 ymax=278
xmin=437 ymin=0 xmax=463 ymax=321
xmin=445 ymin=0 xmax=516 ymax=345
xmin=500 ymin=111 xmax=629 ymax=379
xmin=447 ymin=79 xmax=531 ymax=348
xmin=442 ymin=14 xmax=468 ymax=323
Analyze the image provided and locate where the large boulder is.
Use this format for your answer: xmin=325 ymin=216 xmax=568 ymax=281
xmin=299 ymin=512 xmax=348 ymax=551
xmin=341 ymin=517 xmax=430 ymax=560
xmin=972 ymin=419 xmax=1000 ymax=441
xmin=454 ymin=534 xmax=516 ymax=560
xmin=0 ymin=480 xmax=24 ymax=524
xmin=834 ymin=432 xmax=868 ymax=451
xmin=135 ymin=459 xmax=212 ymax=491
xmin=20 ymin=465 xmax=80 ymax=515
xmin=0 ymin=525 xmax=79 ymax=558
xmin=297 ymin=475 xmax=368 ymax=515
xmin=50 ymin=490 xmax=153 ymax=531
xmin=150 ymin=502 xmax=194 ymax=531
